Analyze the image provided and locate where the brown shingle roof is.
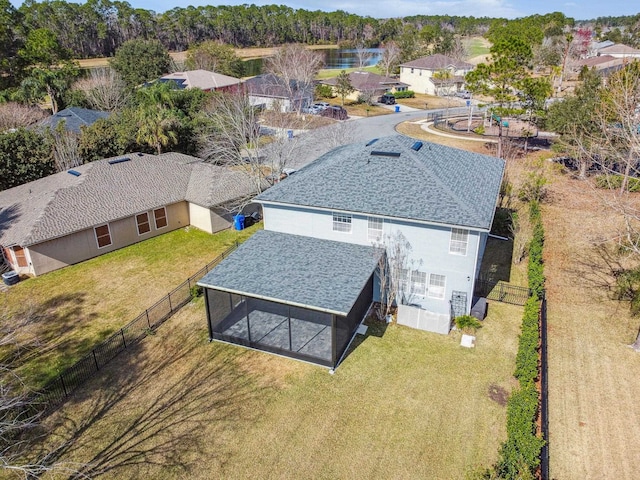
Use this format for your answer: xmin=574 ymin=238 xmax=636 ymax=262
xmin=400 ymin=54 xmax=474 ymax=71
xmin=0 ymin=153 xmax=255 ymax=247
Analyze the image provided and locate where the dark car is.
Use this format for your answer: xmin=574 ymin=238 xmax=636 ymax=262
xmin=377 ymin=93 xmax=396 ymax=105
xmin=320 ymin=105 xmax=348 ymax=120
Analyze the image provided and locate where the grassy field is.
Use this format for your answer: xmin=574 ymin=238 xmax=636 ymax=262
xmin=464 ymin=37 xmax=491 ymax=58
xmin=2 ymin=225 xmax=260 ymax=388
xmin=40 ymin=297 xmax=523 ymax=479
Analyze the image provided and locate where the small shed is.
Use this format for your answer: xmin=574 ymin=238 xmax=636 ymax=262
xmin=198 ymin=230 xmax=380 ymax=368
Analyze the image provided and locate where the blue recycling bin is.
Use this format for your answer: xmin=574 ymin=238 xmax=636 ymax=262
xmin=233 ymin=214 xmax=245 ymax=231
xmin=394 ymin=105 xmax=400 ymax=113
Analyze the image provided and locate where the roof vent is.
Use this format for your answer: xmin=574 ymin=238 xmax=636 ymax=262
xmin=366 ymin=138 xmax=379 ymax=146
xmin=370 ymin=151 xmax=401 ymax=158
xmin=68 ymin=169 xmax=81 ymax=176
xmin=108 ymin=157 xmax=131 ymax=165
xmin=411 ymin=141 xmax=423 ymax=151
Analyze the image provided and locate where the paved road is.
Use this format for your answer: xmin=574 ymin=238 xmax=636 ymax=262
xmin=283 ymin=106 xmax=473 ymax=169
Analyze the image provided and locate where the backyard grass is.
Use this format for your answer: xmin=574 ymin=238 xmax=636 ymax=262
xmin=2 ymin=224 xmax=260 ymax=389
xmin=463 ymin=37 xmax=491 ymax=58
xmin=39 ymin=297 xmax=523 ymax=479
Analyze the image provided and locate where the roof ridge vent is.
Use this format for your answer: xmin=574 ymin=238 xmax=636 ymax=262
xmin=108 ymin=157 xmax=131 ymax=165
xmin=370 ymin=151 xmax=401 ymax=158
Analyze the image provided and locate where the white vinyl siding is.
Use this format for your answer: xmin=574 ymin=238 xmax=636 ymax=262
xmin=449 ymin=228 xmax=469 ymax=255
xmin=332 ymin=212 xmax=352 ymax=233
xmin=367 ymin=217 xmax=383 ymax=242
xmin=428 ymin=273 xmax=446 ymax=299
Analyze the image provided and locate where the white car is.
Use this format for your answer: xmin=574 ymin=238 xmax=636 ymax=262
xmin=313 ymin=102 xmax=330 ymax=111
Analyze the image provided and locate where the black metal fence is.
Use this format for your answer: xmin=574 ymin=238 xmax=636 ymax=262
xmin=474 ymin=279 xmax=531 ymax=306
xmin=540 ymin=294 xmax=549 ymax=480
xmin=37 ymin=243 xmax=238 ymax=409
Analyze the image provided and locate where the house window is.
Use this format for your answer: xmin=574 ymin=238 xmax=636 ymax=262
xmin=153 ymin=207 xmax=168 ymax=229
xmin=368 ymin=217 xmax=383 ymax=242
xmin=398 ymin=268 xmax=409 ymax=294
xmin=449 ymin=228 xmax=469 ymax=255
xmin=332 ymin=212 xmax=352 ymax=233
xmin=13 ymin=246 xmax=27 ymax=267
xmin=410 ymin=270 xmax=427 ymax=296
xmin=428 ymin=274 xmax=446 ymax=299
xmin=95 ymin=224 xmax=112 ymax=248
xmin=136 ymin=212 xmax=151 ymax=235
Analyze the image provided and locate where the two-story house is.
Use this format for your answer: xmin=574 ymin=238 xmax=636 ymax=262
xmin=400 ymin=54 xmax=474 ymax=96
xmin=198 ymin=135 xmax=505 ymax=369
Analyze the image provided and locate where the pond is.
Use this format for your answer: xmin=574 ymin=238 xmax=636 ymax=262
xmin=242 ymin=47 xmax=384 ymax=77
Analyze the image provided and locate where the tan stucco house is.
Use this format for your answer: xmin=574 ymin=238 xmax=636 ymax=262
xmin=400 ymin=54 xmax=474 ymax=96
xmin=318 ymin=71 xmax=409 ymax=102
xmin=0 ymin=152 xmax=257 ymax=276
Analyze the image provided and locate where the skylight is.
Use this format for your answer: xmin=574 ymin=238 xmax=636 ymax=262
xmin=108 ymin=157 xmax=131 ymax=165
xmin=370 ymin=151 xmax=401 ymax=157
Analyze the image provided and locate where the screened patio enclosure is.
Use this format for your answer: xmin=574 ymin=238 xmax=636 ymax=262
xmin=198 ymin=230 xmax=380 ymax=368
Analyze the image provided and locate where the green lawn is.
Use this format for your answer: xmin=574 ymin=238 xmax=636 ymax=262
xmin=315 ymin=65 xmax=380 ymax=80
xmin=464 ymin=37 xmax=491 ymax=58
xmin=42 ymin=298 xmax=522 ymax=479
xmin=2 ymin=224 xmax=260 ymax=388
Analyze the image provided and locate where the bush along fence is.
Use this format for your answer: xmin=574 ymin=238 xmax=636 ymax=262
xmin=36 ymin=243 xmax=239 ymax=410
xmin=486 ymin=200 xmax=547 ymax=480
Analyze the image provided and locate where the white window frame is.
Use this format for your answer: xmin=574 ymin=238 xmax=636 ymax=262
xmin=367 ymin=217 xmax=383 ymax=242
xmin=449 ymin=228 xmax=469 ymax=256
xmin=410 ymin=270 xmax=427 ymax=297
xmin=428 ymin=273 xmax=446 ymax=300
xmin=153 ymin=207 xmax=168 ymax=229
xmin=136 ymin=212 xmax=151 ymax=236
xmin=332 ymin=212 xmax=352 ymax=233
xmin=94 ymin=224 xmax=112 ymax=249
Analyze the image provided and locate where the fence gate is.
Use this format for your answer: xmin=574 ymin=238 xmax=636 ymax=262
xmin=451 ymin=291 xmax=467 ymax=318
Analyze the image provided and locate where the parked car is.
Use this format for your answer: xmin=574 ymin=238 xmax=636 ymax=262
xmin=302 ymin=104 xmax=322 ymax=114
xmin=313 ymin=102 xmax=330 ymax=111
xmin=377 ymin=93 xmax=396 ymax=105
xmin=320 ymin=105 xmax=348 ymax=120
xmin=455 ymin=90 xmax=472 ymax=99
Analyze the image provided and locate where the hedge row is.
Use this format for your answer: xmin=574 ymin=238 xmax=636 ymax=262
xmin=494 ymin=200 xmax=546 ymax=479
xmin=393 ymin=90 xmax=415 ymax=99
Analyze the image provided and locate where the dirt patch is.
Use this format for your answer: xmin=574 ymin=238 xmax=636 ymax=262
xmin=488 ymin=383 xmax=509 ymax=407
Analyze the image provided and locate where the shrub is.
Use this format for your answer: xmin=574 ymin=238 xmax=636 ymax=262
xmin=455 ymin=314 xmax=483 ymax=333
xmin=190 ymin=285 xmax=203 ymax=299
xmin=518 ymin=172 xmax=548 ymax=203
xmin=595 ymin=174 xmax=640 ymax=192
xmin=474 ymin=125 xmax=485 ymax=135
xmin=315 ymin=84 xmax=334 ymax=99
xmin=393 ymin=90 xmax=415 ymax=99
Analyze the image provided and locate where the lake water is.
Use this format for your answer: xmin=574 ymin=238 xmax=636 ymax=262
xmin=242 ymin=47 xmax=384 ymax=77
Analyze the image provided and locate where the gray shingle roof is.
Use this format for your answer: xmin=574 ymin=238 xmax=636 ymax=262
xmin=198 ymin=230 xmax=380 ymax=315
xmin=400 ymin=54 xmax=474 ymax=71
xmin=320 ymin=71 xmax=408 ymax=91
xmin=255 ymin=135 xmax=505 ymax=230
xmin=160 ymin=70 xmax=241 ymax=90
xmin=38 ymin=107 xmax=109 ymax=134
xmin=0 ymin=153 xmax=256 ymax=246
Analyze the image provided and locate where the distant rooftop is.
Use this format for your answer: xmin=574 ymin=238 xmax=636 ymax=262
xmin=159 ymin=69 xmax=241 ymax=91
xmin=38 ymin=107 xmax=109 ymax=134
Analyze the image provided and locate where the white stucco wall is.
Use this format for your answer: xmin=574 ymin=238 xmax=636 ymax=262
xmin=261 ymin=203 xmax=483 ymax=317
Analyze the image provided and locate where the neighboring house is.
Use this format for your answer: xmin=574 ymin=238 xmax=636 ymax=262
xmin=318 ymin=71 xmax=409 ymax=102
xmin=244 ymin=73 xmax=313 ymax=112
xmin=587 ymin=40 xmax=615 ymax=57
xmin=159 ymin=69 xmax=241 ymax=93
xmin=0 ymin=153 xmax=258 ymax=276
xmin=400 ymin=54 xmax=474 ymax=96
xmin=38 ymin=107 xmax=109 ymax=135
xmin=597 ymin=43 xmax=640 ymax=59
xmin=198 ymin=135 xmax=505 ymax=369
xmin=573 ymin=55 xmax=627 ymax=76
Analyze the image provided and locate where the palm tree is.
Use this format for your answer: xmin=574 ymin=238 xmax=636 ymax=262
xmin=136 ymin=107 xmax=180 ymax=154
